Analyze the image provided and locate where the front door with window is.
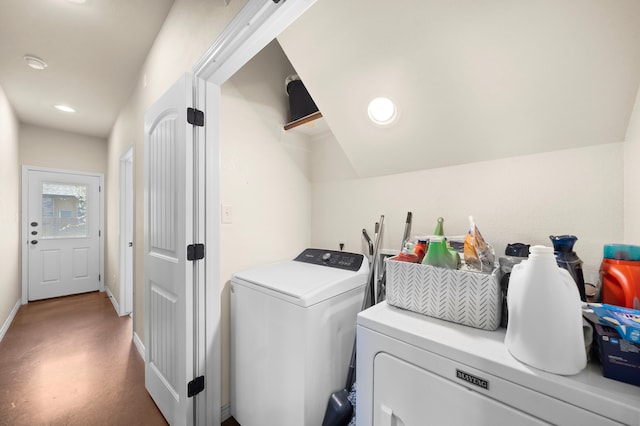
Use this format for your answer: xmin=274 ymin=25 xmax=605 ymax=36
xmin=25 ymin=168 xmax=102 ymax=301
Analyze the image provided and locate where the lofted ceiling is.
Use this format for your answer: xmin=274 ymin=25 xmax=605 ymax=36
xmin=0 ymin=0 xmax=174 ymax=138
xmin=278 ymin=0 xmax=640 ymax=177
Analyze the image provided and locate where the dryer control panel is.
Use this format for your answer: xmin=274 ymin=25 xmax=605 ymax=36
xmin=294 ymin=248 xmax=364 ymax=272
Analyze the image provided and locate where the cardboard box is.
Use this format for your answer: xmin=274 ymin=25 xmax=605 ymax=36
xmin=385 ymin=258 xmax=502 ymax=331
xmin=589 ymin=304 xmax=640 ymax=343
xmin=593 ymin=323 xmax=640 ymax=387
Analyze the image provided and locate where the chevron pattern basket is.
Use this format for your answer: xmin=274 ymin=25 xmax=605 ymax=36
xmin=385 ymin=257 xmax=503 ymax=331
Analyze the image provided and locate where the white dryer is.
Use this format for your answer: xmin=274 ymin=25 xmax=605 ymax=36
xmin=356 ymin=302 xmax=640 ymax=426
xmin=231 ymin=248 xmax=369 ymax=426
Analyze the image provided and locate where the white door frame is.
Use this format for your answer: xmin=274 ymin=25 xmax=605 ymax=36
xmin=21 ymin=165 xmax=105 ymax=304
xmin=191 ymin=0 xmax=316 ymax=423
xmin=119 ymin=146 xmax=134 ymax=316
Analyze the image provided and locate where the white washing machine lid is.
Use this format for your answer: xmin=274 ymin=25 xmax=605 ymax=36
xmin=232 ymin=249 xmax=369 ymax=307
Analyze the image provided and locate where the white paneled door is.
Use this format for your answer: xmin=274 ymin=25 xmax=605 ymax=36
xmin=144 ymin=73 xmax=201 ymax=426
xmin=25 ymin=169 xmax=102 ymax=301
xmin=120 ymin=147 xmax=134 ymax=316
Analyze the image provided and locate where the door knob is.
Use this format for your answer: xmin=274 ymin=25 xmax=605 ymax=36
xmin=30 ymin=221 xmax=38 ymax=227
xmin=30 ymin=240 xmax=38 ymax=245
xmin=31 ymin=231 xmax=38 ymax=235
xmin=128 ymin=242 xmax=133 ymax=247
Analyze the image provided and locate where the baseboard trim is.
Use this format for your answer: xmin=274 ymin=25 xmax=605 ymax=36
xmin=104 ymin=286 xmax=122 ymax=316
xmin=0 ymin=299 xmax=21 ymax=343
xmin=133 ymin=331 xmax=145 ymax=360
xmin=221 ymin=403 xmax=231 ymax=421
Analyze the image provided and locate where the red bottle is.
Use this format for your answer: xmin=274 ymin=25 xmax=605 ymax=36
xmin=395 ymin=251 xmax=419 ymax=263
xmin=414 ymin=240 xmax=428 ymax=263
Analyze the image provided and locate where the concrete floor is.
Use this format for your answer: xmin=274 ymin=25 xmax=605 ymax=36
xmin=0 ymin=291 xmax=167 ymax=426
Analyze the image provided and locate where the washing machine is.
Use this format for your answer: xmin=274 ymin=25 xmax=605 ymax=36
xmin=231 ymin=248 xmax=369 ymax=426
xmin=356 ymin=302 xmax=640 ymax=426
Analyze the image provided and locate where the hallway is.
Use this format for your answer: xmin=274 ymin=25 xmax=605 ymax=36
xmin=0 ymin=291 xmax=167 ymax=426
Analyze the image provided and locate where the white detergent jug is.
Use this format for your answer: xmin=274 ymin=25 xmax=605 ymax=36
xmin=505 ymin=245 xmax=586 ymax=375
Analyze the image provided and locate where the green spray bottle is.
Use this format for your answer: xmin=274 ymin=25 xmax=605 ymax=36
xmin=422 ymin=217 xmax=460 ymax=269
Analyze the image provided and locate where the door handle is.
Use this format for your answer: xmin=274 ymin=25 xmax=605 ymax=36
xmin=380 ymin=405 xmax=404 ymax=426
xmin=128 ymin=242 xmax=133 ymax=247
xmin=30 ymin=221 xmax=38 ymax=227
xmin=30 ymin=240 xmax=38 ymax=245
xmin=31 ymin=231 xmax=38 ymax=235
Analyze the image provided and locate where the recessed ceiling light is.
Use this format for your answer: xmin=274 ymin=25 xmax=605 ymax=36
xmin=66 ymin=0 xmax=87 ymax=4
xmin=368 ymin=97 xmax=397 ymax=125
xmin=54 ymin=105 xmax=76 ymax=113
xmin=24 ymin=55 xmax=48 ymax=70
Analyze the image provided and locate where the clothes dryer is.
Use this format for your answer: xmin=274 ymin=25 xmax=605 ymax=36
xmin=356 ymin=302 xmax=640 ymax=426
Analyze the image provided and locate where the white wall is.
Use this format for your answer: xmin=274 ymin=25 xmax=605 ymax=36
xmin=105 ymin=0 xmax=312 ymax=408
xmin=0 ymin=85 xmax=21 ymax=338
xmin=311 ymin=138 xmax=624 ymax=284
xmin=102 ymin=0 xmax=637 ymax=413
xmin=219 ymin=39 xmax=312 ymax=403
xmin=625 ymin=87 xmax=640 ymax=244
xmin=105 ymin=0 xmax=247 ymax=346
xmin=19 ymin=123 xmax=107 ymax=174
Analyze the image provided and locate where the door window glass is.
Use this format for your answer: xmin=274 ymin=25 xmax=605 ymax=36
xmin=41 ymin=182 xmax=88 ymax=238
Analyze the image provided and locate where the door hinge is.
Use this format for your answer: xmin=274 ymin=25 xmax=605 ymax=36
xmin=99 ymin=185 xmax=102 ymax=192
xmin=187 ymin=243 xmax=205 ymax=261
xmin=187 ymin=376 xmax=205 ymax=397
xmin=187 ymin=108 xmax=204 ymax=127
xmin=99 ymin=230 xmax=101 ymax=237
xmin=99 ymin=274 xmax=101 ymax=282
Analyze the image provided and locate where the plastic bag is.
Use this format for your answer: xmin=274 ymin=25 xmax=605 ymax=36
xmin=463 ymin=216 xmax=495 ymax=272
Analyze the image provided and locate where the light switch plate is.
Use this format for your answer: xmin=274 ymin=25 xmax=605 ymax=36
xmin=221 ymin=204 xmax=233 ymax=224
